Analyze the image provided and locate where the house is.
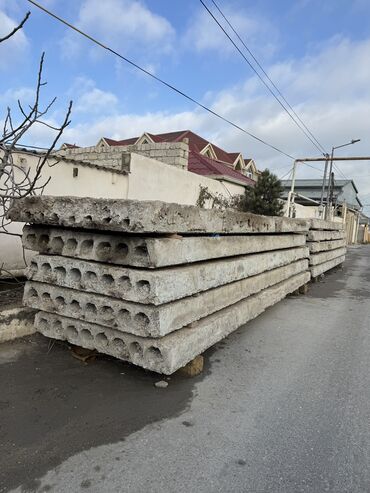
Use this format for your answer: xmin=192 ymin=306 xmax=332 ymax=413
xmin=281 ymin=179 xmax=362 ymax=211
xmin=63 ymin=129 xmax=260 ymax=186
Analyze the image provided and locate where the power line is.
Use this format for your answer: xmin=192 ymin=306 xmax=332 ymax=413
xmin=304 ymin=162 xmax=323 ymax=173
xmin=199 ymin=0 xmax=327 ymax=156
xmin=27 ymin=0 xmax=297 ymax=161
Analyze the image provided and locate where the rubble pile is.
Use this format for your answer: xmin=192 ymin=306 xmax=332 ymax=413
xmin=308 ymin=219 xmax=346 ymax=278
xmin=10 ymin=196 xmax=311 ymax=374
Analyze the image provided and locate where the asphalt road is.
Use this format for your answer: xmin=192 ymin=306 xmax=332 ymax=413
xmin=1 ymin=246 xmax=369 ymax=493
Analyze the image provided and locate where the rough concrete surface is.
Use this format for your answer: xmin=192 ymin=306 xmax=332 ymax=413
xmin=308 ymin=238 xmax=346 ymax=253
xmin=27 ymin=247 xmax=309 ymax=305
xmin=310 ymin=255 xmax=345 ymax=277
xmin=1 ymin=247 xmax=368 ymax=493
xmin=0 ymin=307 xmax=35 ymax=343
xmin=309 ymin=247 xmax=347 ymax=266
xmin=23 ymin=224 xmax=307 ymax=268
xmin=309 ymin=219 xmax=344 ymax=231
xmin=9 ymin=195 xmax=309 ymax=234
xmin=307 ymin=229 xmax=345 ymax=242
xmin=34 ymin=271 xmax=310 ymax=374
xmin=24 ymin=260 xmax=308 ymax=337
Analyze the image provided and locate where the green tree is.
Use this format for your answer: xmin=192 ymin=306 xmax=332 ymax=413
xmin=242 ymin=169 xmax=284 ymax=216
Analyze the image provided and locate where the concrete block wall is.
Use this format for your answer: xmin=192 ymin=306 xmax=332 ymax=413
xmin=12 ymin=195 xmax=313 ymax=374
xmin=59 ymin=141 xmax=189 ymax=170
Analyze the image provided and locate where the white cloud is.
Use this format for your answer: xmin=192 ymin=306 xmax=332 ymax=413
xmin=70 ymin=78 xmax=119 ymax=114
xmin=0 ymin=10 xmax=29 ymax=70
xmin=61 ymin=0 xmax=175 ymax=60
xmin=183 ymin=7 xmax=278 ymax=60
xmin=55 ymin=36 xmax=370 ymax=213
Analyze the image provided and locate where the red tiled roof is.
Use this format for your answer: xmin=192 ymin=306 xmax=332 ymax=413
xmin=102 ymin=130 xmax=256 ymax=186
xmin=105 ymin=130 xmax=237 ymax=165
xmin=188 ymin=151 xmax=254 ymax=186
xmin=62 ymin=143 xmax=80 ymax=149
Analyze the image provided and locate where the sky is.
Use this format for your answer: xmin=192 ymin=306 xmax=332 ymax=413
xmin=1 ymin=0 xmax=370 ymax=213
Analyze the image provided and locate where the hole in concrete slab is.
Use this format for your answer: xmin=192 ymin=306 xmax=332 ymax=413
xmin=145 ymin=346 xmax=163 ymax=361
xmin=29 ymin=261 xmax=38 ymax=274
xmin=129 ymin=342 xmax=143 ymax=358
xmin=95 ymin=333 xmax=108 ymax=347
xmin=68 ymin=216 xmax=76 ymax=223
xmin=54 ymin=320 xmax=63 ymax=336
xmin=51 ymin=236 xmax=64 ymax=253
xmin=55 ymin=266 xmax=66 ymax=279
xmin=38 ymin=317 xmax=48 ymax=331
xmin=28 ymin=287 xmax=38 ymax=298
xmin=100 ymin=306 xmax=114 ymax=319
xmin=86 ymin=303 xmax=97 ymax=315
xmin=70 ymin=300 xmax=81 ymax=314
xmin=55 ymin=296 xmax=66 ymax=308
xmin=84 ymin=271 xmax=97 ymax=283
xmin=81 ymin=239 xmax=93 ymax=255
xmin=41 ymin=263 xmax=52 ymax=275
xmin=39 ymin=234 xmax=49 ymax=247
xmin=96 ymin=242 xmax=112 ymax=259
xmin=115 ymin=243 xmax=128 ymax=257
xmin=135 ymin=244 xmax=148 ymax=256
xmin=41 ymin=292 xmax=51 ymax=302
xmin=134 ymin=312 xmax=150 ymax=328
xmin=118 ymin=275 xmax=131 ymax=290
xmin=103 ymin=217 xmax=112 ymax=224
xmin=101 ymin=274 xmax=114 ymax=286
xmin=112 ymin=338 xmax=129 ymax=358
xmin=50 ymin=213 xmax=59 ymax=222
xmin=136 ymin=280 xmax=150 ymax=296
xmin=81 ymin=329 xmax=93 ymax=344
xmin=70 ymin=268 xmax=81 ymax=282
xmin=84 ymin=215 xmax=93 ymax=222
xmin=123 ymin=218 xmax=130 ymax=227
xmin=25 ymin=233 xmax=36 ymax=246
xmin=66 ymin=325 xmax=78 ymax=339
xmin=118 ymin=309 xmax=130 ymax=325
xmin=66 ymin=238 xmax=78 ymax=252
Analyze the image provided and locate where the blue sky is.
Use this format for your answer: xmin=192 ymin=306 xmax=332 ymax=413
xmin=1 ymin=0 xmax=370 ymax=211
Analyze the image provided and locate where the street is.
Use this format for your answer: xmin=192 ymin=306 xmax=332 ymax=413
xmin=1 ymin=245 xmax=369 ymax=493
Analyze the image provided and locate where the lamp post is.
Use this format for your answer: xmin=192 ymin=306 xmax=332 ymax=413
xmin=325 ymin=139 xmax=361 ymax=220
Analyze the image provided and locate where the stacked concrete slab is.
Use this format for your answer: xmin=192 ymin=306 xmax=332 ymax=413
xmin=9 ymin=196 xmax=311 ymax=374
xmin=308 ymin=219 xmax=346 ymax=278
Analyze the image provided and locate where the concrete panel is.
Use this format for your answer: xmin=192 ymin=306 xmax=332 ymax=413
xmin=309 ymin=219 xmax=344 ymax=231
xmin=24 ymin=260 xmax=308 ymax=337
xmin=307 ymin=230 xmax=345 ymax=242
xmin=22 ymin=225 xmax=307 ymax=268
xmin=308 ymin=239 xmax=346 ymax=253
xmin=9 ymin=196 xmax=310 ymax=234
xmin=309 ymin=247 xmax=347 ymax=266
xmin=27 ymin=247 xmax=309 ymax=305
xmin=34 ymin=270 xmax=311 ymax=374
xmin=310 ymin=255 xmax=345 ymax=277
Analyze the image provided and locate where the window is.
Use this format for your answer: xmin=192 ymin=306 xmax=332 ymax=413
xmin=73 ymin=167 xmax=78 ymax=178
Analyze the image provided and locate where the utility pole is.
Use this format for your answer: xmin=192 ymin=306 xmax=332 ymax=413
xmin=325 ymin=140 xmax=360 ymax=220
xmin=319 ymin=153 xmax=330 ymax=218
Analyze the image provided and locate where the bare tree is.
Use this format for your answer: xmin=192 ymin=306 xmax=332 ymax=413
xmin=0 ymin=11 xmax=73 ymax=276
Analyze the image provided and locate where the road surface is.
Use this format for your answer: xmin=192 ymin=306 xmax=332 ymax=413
xmin=1 ymin=246 xmax=369 ymax=492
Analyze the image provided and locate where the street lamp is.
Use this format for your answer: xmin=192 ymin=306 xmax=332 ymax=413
xmin=325 ymin=139 xmax=361 ymax=219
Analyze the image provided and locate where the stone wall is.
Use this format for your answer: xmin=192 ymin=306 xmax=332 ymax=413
xmin=59 ymin=141 xmax=189 ymax=170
